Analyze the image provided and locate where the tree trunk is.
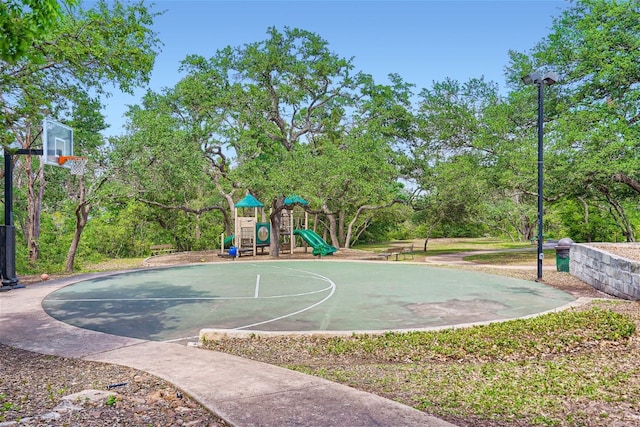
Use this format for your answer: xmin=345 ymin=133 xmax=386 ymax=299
xmin=25 ymin=156 xmax=44 ymax=265
xmin=66 ymin=203 xmax=89 ymax=273
xmin=65 ymin=179 xmax=89 ymax=273
xmin=599 ymin=185 xmax=635 ymax=242
xmin=423 ymin=215 xmax=444 ymax=252
xmin=269 ymin=196 xmax=285 ymax=257
xmin=220 ymin=191 xmax=235 ymax=235
xmin=578 ymin=197 xmax=590 ymax=242
xmin=345 ymin=200 xmax=402 ymax=249
xmin=322 ymin=205 xmax=340 ymax=248
xmin=423 ymin=219 xmax=441 ymax=252
xmin=338 ymin=211 xmax=345 ymax=247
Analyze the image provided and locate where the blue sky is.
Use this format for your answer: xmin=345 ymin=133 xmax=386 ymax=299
xmin=101 ymin=0 xmax=567 ymax=136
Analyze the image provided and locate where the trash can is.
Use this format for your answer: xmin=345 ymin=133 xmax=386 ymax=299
xmin=555 ymin=237 xmax=574 ymax=272
xmin=228 ymin=246 xmax=238 ymax=257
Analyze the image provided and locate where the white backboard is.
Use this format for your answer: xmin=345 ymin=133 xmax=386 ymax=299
xmin=42 ymin=119 xmax=73 ymax=168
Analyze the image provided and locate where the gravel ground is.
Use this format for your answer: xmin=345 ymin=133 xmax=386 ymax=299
xmin=0 ymin=344 xmax=230 ymax=426
xmin=1 ymin=243 xmax=638 ymax=426
xmin=589 ymin=243 xmax=640 ymax=262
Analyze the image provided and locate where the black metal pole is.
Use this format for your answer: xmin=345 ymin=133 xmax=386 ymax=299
xmin=537 ymin=80 xmax=544 ymax=281
xmin=1 ymin=153 xmax=19 ymax=289
xmin=4 ymin=153 xmax=11 ymax=228
xmin=1 ymin=149 xmax=42 ymax=290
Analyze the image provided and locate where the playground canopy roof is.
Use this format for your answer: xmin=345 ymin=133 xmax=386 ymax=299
xmin=236 ymin=194 xmax=264 ymax=208
xmin=284 ymin=194 xmax=309 ymax=206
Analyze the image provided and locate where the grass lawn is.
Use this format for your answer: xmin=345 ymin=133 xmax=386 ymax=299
xmin=464 ymin=249 xmax=557 ymax=265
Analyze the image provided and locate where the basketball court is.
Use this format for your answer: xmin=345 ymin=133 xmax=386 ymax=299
xmin=42 ymin=261 xmax=575 ymax=343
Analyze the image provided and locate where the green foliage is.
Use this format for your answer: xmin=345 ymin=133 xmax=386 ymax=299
xmin=82 ymin=202 xmax=168 ymax=258
xmin=15 ymin=210 xmax=73 ymax=274
xmin=1 ymin=0 xmax=161 ymax=145
xmin=118 ymin=26 xmax=410 ymax=250
xmin=360 ymin=204 xmax=414 ymax=243
xmin=171 ymin=210 xmax=224 ymax=252
xmin=45 ymin=383 xmax=68 ymax=402
xmin=0 ymin=0 xmax=78 ymax=63
xmin=105 ymin=395 xmax=118 ymax=406
xmin=0 ymin=393 xmax=17 ymax=420
xmin=2 ymin=0 xmax=162 ymax=275
xmin=554 ymin=199 xmax=623 ymax=242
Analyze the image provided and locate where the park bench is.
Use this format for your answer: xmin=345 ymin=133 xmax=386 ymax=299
xmin=379 ymin=244 xmax=415 ymax=261
xmin=150 ymin=244 xmax=175 ymax=256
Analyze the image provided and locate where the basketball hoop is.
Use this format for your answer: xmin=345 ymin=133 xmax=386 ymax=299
xmin=58 ymin=156 xmax=88 ymax=176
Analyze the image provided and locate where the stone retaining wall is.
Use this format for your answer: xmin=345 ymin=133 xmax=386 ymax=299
xmin=570 ymin=243 xmax=640 ymax=300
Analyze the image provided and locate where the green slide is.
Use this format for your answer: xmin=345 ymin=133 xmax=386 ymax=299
xmin=223 ymin=235 xmax=234 ymax=248
xmin=293 ymin=229 xmax=337 ymax=256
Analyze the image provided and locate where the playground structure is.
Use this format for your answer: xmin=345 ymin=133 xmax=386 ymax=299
xmin=221 ymin=194 xmax=337 ymax=258
xmin=281 ymin=195 xmax=337 ymax=256
xmin=231 ymin=194 xmax=270 ymax=257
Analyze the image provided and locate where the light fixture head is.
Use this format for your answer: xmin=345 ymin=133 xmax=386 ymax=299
xmin=521 ymin=71 xmax=541 ymax=85
xmin=522 ymin=71 xmax=559 ymax=86
xmin=542 ymin=71 xmax=559 ymax=85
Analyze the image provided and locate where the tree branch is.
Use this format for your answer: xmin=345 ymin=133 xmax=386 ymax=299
xmin=612 ymin=172 xmax=640 ymax=194
xmin=138 ymin=198 xmax=227 ymax=216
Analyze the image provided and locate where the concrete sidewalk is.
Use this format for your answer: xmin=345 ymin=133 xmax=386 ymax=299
xmin=0 ymin=273 xmax=457 ymax=427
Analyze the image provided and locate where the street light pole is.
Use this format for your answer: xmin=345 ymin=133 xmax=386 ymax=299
xmin=522 ymin=71 xmax=558 ymax=281
xmin=536 ymin=78 xmax=544 ymax=281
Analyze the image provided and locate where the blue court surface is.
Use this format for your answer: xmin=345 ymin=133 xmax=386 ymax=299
xmin=42 ymin=261 xmax=574 ymax=342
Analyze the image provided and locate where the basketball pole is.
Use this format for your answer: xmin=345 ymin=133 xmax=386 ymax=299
xmin=1 ymin=148 xmax=43 ymax=291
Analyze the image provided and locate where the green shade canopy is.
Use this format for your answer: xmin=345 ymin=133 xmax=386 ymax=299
xmin=284 ymin=194 xmax=309 ymax=206
xmin=236 ymin=194 xmax=264 ymax=208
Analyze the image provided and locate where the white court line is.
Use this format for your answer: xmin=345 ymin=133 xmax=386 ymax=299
xmin=47 ymin=265 xmax=337 ymax=339
xmin=44 ymin=284 xmax=333 ymax=303
xmin=255 ymin=274 xmax=260 ymax=298
xmin=163 ymin=335 xmax=200 ymax=343
xmin=234 ymin=267 xmax=337 ymax=330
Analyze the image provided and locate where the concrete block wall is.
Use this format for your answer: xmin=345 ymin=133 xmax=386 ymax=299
xmin=570 ymin=243 xmax=640 ymax=300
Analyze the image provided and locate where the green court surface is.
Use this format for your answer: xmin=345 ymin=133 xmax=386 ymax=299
xmin=42 ymin=261 xmax=574 ymax=342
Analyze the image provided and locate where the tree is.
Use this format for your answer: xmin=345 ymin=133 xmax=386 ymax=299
xmin=529 ymin=0 xmax=640 ymax=241
xmin=110 ymin=90 xmax=231 ymax=250
xmin=113 ymin=28 xmax=414 ymax=255
xmin=63 ymin=94 xmax=109 ymax=272
xmin=1 ymin=0 xmax=160 ymax=265
xmin=412 ymin=154 xmax=487 ymax=250
xmin=410 ymin=77 xmax=537 ymax=242
xmin=174 ymin=27 xmax=407 ymax=254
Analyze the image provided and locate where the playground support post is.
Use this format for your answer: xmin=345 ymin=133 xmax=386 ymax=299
xmin=1 ymin=149 xmax=43 ymax=291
